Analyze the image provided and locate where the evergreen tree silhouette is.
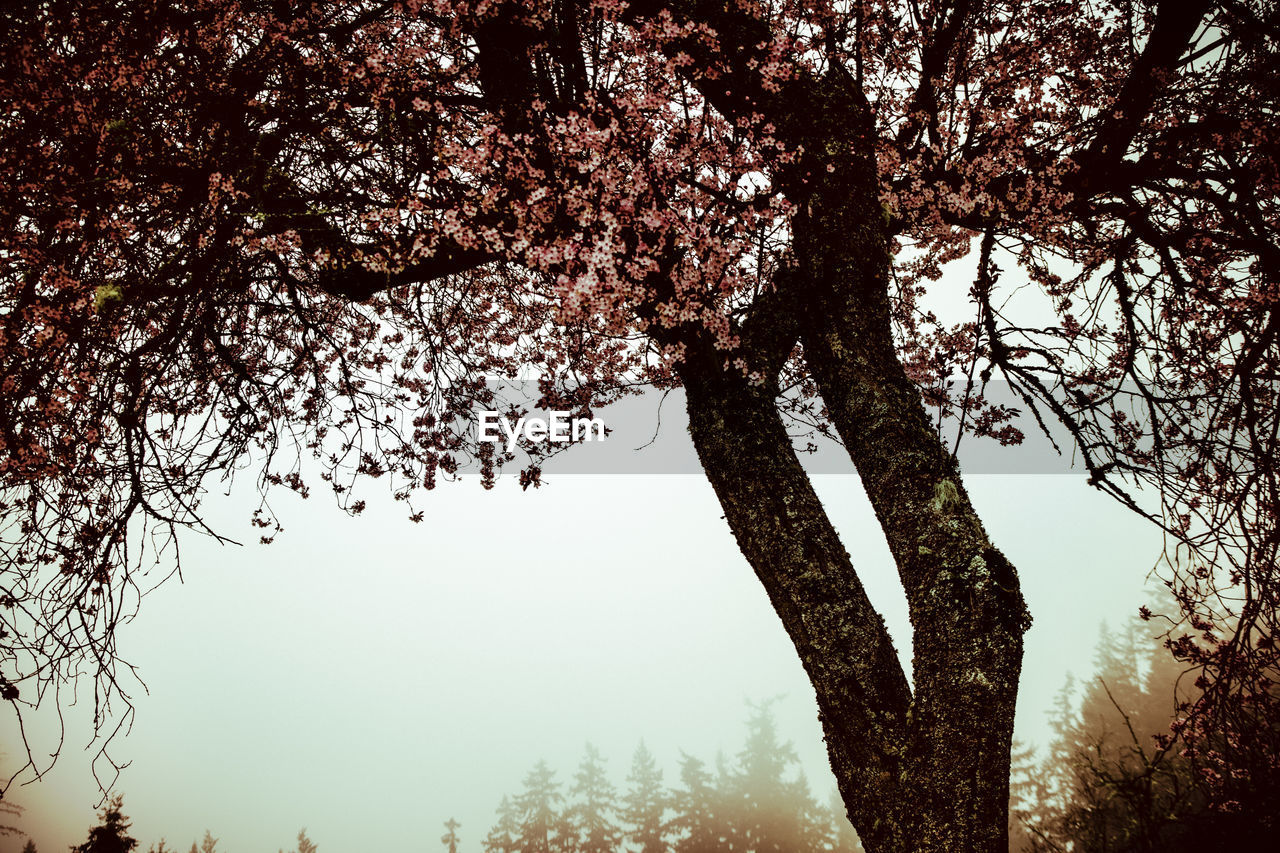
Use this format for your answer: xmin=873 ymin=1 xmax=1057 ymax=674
xmin=20 ymin=839 xmax=36 ymax=853
xmin=1045 ymin=619 xmax=1192 ymax=851
xmin=1018 ymin=611 xmax=1280 ymax=852
xmin=484 ymin=796 xmax=520 ymax=853
xmin=570 ymin=744 xmax=621 ymax=853
xmin=442 ymin=818 xmax=461 ymax=853
xmin=824 ymin=791 xmax=864 ymax=853
xmin=288 ymin=829 xmax=316 ymax=853
xmin=1006 ymin=740 xmax=1041 ymax=853
xmin=620 ymin=741 xmax=667 ymax=853
xmin=1 ymin=796 xmax=22 ymax=840
xmin=476 ymin=715 xmax=887 ymax=853
xmin=667 ymin=753 xmax=724 ymax=853
xmin=725 ymin=701 xmax=825 ymax=853
xmin=71 ymin=795 xmax=137 ymax=853
xmin=513 ymin=760 xmax=570 ymax=853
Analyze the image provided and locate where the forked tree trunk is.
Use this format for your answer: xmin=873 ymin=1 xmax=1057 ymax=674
xmin=684 ymin=366 xmax=1027 ymax=853
xmin=680 ymin=69 xmax=1030 ymax=848
xmin=682 ymin=371 xmax=912 ymax=849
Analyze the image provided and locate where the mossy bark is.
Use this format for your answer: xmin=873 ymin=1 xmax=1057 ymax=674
xmin=683 ymin=367 xmax=1027 ymax=853
xmin=682 ymin=373 xmax=912 ymax=852
xmin=680 ymin=69 xmax=1030 ymax=853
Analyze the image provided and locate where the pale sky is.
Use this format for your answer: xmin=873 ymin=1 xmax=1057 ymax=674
xmin=1 ymin=457 xmax=1164 ymax=852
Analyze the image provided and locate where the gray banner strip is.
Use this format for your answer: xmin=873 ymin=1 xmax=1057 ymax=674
xmin=465 ymin=382 xmax=1116 ymax=476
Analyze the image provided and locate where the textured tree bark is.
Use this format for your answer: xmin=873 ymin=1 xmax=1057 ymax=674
xmin=681 ymin=66 xmax=1031 ymax=852
xmin=797 ymin=237 xmax=1030 ymax=853
xmin=683 ymin=358 xmax=1028 ymax=853
xmin=681 ymin=372 xmax=911 ymax=853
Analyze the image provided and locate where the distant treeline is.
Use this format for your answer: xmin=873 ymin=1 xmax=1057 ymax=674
xmin=56 ymin=811 xmax=314 ymax=853
xmin=1010 ymin=613 xmax=1280 ymax=853
xmin=50 ymin=702 xmax=863 ymax=853
xmin=473 ymin=702 xmax=864 ymax=853
xmin=40 ymin=616 xmax=1280 ymax=853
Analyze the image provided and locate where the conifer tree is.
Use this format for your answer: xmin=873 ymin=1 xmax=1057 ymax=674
xmin=513 ymin=760 xmax=570 ymax=853
xmin=1006 ymin=740 xmax=1041 ymax=853
xmin=0 ymin=798 xmax=21 ymax=840
xmin=570 ymin=744 xmax=621 ymax=853
xmin=275 ymin=827 xmax=319 ymax=853
xmin=484 ymin=796 xmax=521 ymax=853
xmin=1017 ymin=613 xmax=1280 ymax=852
xmin=620 ymin=741 xmax=667 ymax=853
xmin=442 ymin=818 xmax=461 ymax=853
xmin=824 ymin=791 xmax=865 ymax=853
xmin=71 ymin=795 xmax=137 ymax=853
xmin=667 ymin=753 xmax=724 ymax=853
xmin=1045 ymin=621 xmax=1195 ymax=851
xmin=20 ymin=839 xmax=36 ymax=853
xmin=290 ymin=829 xmax=316 ymax=853
xmin=726 ymin=702 xmax=825 ymax=853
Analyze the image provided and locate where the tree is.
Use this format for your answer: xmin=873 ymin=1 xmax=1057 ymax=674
xmin=484 ymin=731 xmax=866 ymax=853
xmin=512 ymin=760 xmax=572 ymax=853
xmin=620 ymin=742 xmax=667 ymax=853
xmin=20 ymin=839 xmax=36 ymax=853
xmin=720 ymin=701 xmax=827 ymax=853
xmin=1019 ymin=613 xmax=1280 ymax=853
xmin=283 ymin=829 xmax=317 ymax=853
xmin=1006 ymin=740 xmax=1042 ymax=853
xmin=666 ymin=753 xmax=724 ymax=853
xmin=571 ymin=744 xmax=623 ymax=853
xmin=71 ymin=795 xmax=137 ymax=853
xmin=1037 ymin=626 xmax=1199 ymax=853
xmin=0 ymin=796 xmax=21 ymax=839
xmin=442 ymin=818 xmax=462 ymax=853
xmin=3 ymin=1 xmax=1277 ymax=850
xmin=485 ymin=796 xmax=521 ymax=853
xmin=197 ymin=831 xmax=217 ymax=853
xmin=823 ymin=791 xmax=864 ymax=853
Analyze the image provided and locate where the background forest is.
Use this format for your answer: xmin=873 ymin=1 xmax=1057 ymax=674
xmin=10 ymin=613 xmax=1279 ymax=853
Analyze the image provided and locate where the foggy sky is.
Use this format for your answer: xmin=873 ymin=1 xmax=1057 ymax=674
xmin=1 ymin=470 xmax=1161 ymax=853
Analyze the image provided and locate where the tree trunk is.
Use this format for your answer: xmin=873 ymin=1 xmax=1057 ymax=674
xmin=797 ymin=242 xmax=1031 ymax=853
xmin=682 ymin=370 xmax=912 ymax=852
xmin=681 ymin=75 xmax=1031 ymax=844
xmin=683 ymin=362 xmax=1028 ymax=852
